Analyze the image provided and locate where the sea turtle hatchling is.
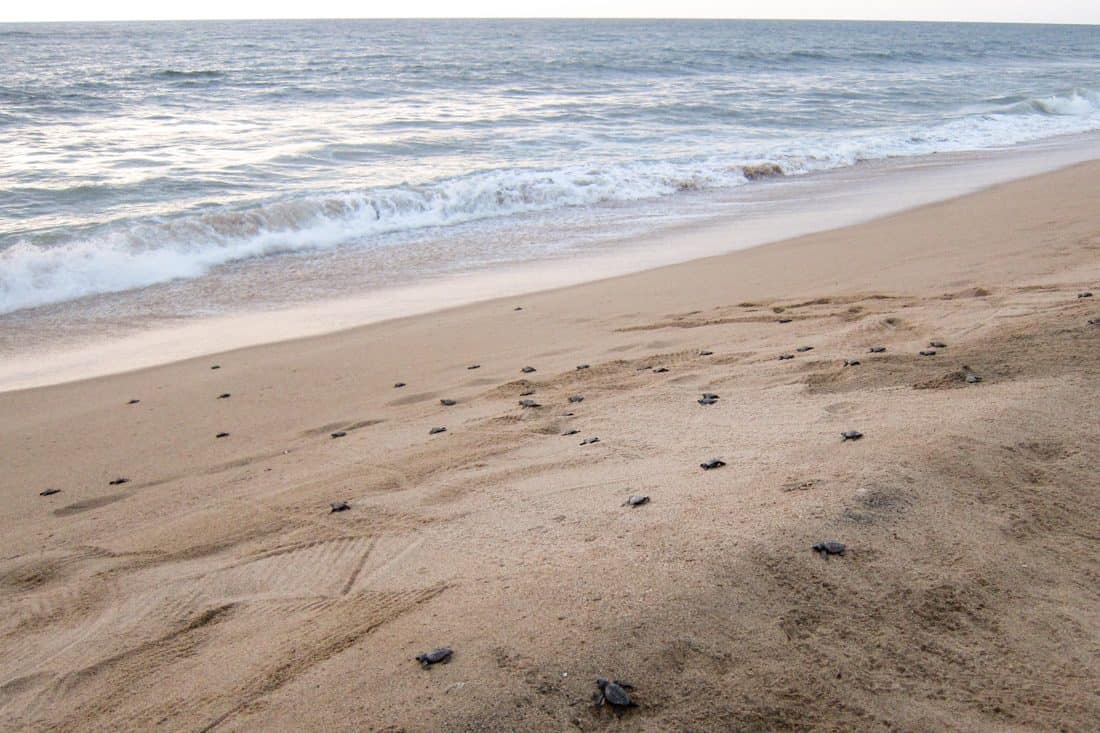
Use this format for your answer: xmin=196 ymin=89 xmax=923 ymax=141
xmin=217 ymin=393 xmax=231 ymax=399
xmin=796 ymin=346 xmax=814 ymax=353
xmin=394 ymin=382 xmax=406 ymax=388
xmin=841 ymin=430 xmax=863 ymax=441
xmin=440 ymin=399 xmax=457 ymax=406
xmin=929 ymin=340 xmax=947 ymax=348
xmin=330 ymin=431 xmax=347 ymax=438
xmin=216 ymin=432 xmax=230 ymax=438
xmin=568 ymin=395 xmax=585 ymax=403
xmin=519 ymin=399 xmax=542 ymax=408
xmin=127 ymin=399 xmax=140 ymax=405
xmin=622 ymin=495 xmax=650 ymax=507
xmin=416 ymin=647 xmax=453 ymax=667
xmin=576 ymin=364 xmax=590 ymax=370
xmin=521 ymin=366 xmax=537 ymax=374
xmin=39 ymin=488 xmax=62 ymax=496
xmin=868 ymin=346 xmax=886 ymax=353
xmin=777 ymin=318 xmax=793 ymax=324
xmin=109 ymin=478 xmax=130 ymax=486
xmin=330 ymin=501 xmax=350 ymax=513
xmin=778 ymin=354 xmax=795 ymax=361
xmin=1078 ymin=292 xmax=1093 ymax=298
xmin=580 ymin=436 xmax=600 ymax=445
xmin=700 ymin=458 xmax=726 ymax=470
xmin=429 ymin=426 xmax=447 ymax=435
xmin=843 ymin=359 xmax=861 ymax=367
xmin=467 ymin=364 xmax=480 ymax=370
xmin=812 ymin=540 xmax=846 ymax=557
xmin=595 ymin=679 xmax=637 ymax=710
xmin=653 ymin=367 xmax=670 ymax=373
xmin=919 ymin=350 xmax=936 ymax=357
xmin=562 ymin=429 xmax=580 ymax=436
xmin=699 ymin=350 xmax=714 ymax=356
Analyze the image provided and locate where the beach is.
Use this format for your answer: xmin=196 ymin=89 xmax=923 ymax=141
xmin=2 ymin=160 xmax=1099 ymax=730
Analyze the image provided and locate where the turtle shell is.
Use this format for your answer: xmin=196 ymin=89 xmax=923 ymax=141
xmin=417 ymin=647 xmax=453 ymax=666
xmin=598 ymin=679 xmax=634 ymax=707
xmin=814 ymin=540 xmax=846 ymax=555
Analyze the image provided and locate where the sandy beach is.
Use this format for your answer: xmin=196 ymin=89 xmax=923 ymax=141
xmin=2 ymin=160 xmax=1099 ymax=731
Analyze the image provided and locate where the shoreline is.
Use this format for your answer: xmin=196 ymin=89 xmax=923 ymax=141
xmin=3 ymin=132 xmax=1100 ymax=392
xmin=2 ymin=157 xmax=1099 ymax=730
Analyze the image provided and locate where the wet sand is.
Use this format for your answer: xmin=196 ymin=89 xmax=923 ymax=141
xmin=2 ymin=161 xmax=1099 ymax=731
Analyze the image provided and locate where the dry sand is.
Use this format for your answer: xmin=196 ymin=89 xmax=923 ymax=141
xmin=2 ymin=161 xmax=1099 ymax=732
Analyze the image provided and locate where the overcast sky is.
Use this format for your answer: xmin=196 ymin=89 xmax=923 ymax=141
xmin=3 ymin=1 xmax=1098 ymax=24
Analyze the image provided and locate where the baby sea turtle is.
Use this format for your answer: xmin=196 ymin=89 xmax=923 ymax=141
xmin=109 ymin=478 xmax=129 ymax=485
xmin=216 ymin=432 xmax=230 ymax=438
xmin=843 ymin=359 xmax=861 ymax=367
xmin=701 ymin=392 xmax=719 ymax=400
xmin=127 ymin=399 xmax=140 ymax=405
xmin=622 ymin=495 xmax=650 ymax=507
xmin=700 ymin=458 xmax=726 ymax=470
xmin=514 ymin=306 xmax=524 ymax=311
xmin=1078 ymin=292 xmax=1093 ymax=298
xmin=569 ymin=395 xmax=585 ymax=403
xmin=429 ymin=426 xmax=447 ymax=435
xmin=796 ymin=346 xmax=814 ymax=353
xmin=467 ymin=364 xmax=480 ymax=370
xmin=331 ymin=431 xmax=347 ymax=438
xmin=929 ymin=340 xmax=947 ymax=348
xmin=778 ymin=354 xmax=795 ymax=361
xmin=868 ymin=346 xmax=886 ymax=353
xmin=918 ymin=350 xmax=936 ymax=357
xmin=210 ymin=365 xmax=221 ymax=370
xmin=562 ymin=429 xmax=580 ymax=436
xmin=580 ymin=436 xmax=600 ymax=445
xmin=394 ymin=382 xmax=406 ymax=388
xmin=813 ymin=540 xmax=846 ymax=557
xmin=698 ymin=396 xmax=718 ymax=406
xmin=39 ymin=488 xmax=62 ymax=497
xmin=440 ymin=399 xmax=457 ymax=406
xmin=520 ymin=390 xmax=535 ymax=396
xmin=519 ymin=399 xmax=542 ymax=408
xmin=521 ymin=366 xmax=537 ymax=374
xmin=965 ymin=373 xmax=982 ymax=384
xmin=699 ymin=350 xmax=714 ymax=356
xmin=595 ymin=679 xmax=636 ymax=710
xmin=416 ymin=647 xmax=453 ymax=667
xmin=653 ymin=367 xmax=670 ymax=373
xmin=841 ymin=430 xmax=863 ymax=441
xmin=1089 ymin=319 xmax=1099 ymax=326
xmin=778 ymin=318 xmax=793 ymax=324
xmin=560 ymin=412 xmax=575 ymax=417
xmin=218 ymin=393 xmax=231 ymax=399
xmin=576 ymin=364 xmax=590 ymax=370
xmin=330 ymin=501 xmax=350 ymax=513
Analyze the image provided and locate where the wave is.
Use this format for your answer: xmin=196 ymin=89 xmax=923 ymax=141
xmin=2 ymin=87 xmax=1100 ymax=316
xmin=154 ymin=69 xmax=226 ymax=79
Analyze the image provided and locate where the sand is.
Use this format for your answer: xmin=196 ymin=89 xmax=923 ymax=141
xmin=2 ymin=161 xmax=1099 ymax=731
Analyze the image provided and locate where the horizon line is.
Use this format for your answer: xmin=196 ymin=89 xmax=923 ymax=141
xmin=3 ymin=16 xmax=1100 ymax=26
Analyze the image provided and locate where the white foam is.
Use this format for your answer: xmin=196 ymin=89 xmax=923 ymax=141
xmin=3 ymin=87 xmax=1100 ymax=315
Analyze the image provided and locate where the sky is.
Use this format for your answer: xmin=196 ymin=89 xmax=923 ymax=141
xmin=2 ymin=1 xmax=1098 ymax=24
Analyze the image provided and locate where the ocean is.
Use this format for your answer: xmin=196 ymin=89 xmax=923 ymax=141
xmin=3 ymin=19 xmax=1100 ymax=362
